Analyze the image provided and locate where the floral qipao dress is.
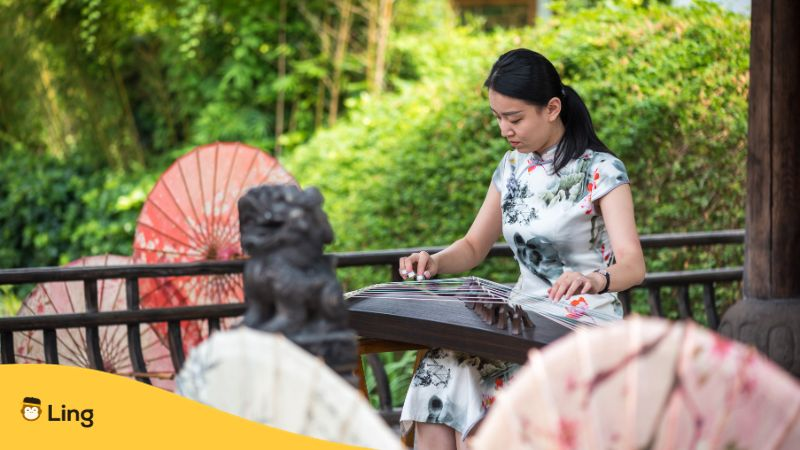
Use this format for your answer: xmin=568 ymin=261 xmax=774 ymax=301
xmin=399 ymin=145 xmax=630 ymax=438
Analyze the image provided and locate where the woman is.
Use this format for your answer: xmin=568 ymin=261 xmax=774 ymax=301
xmin=397 ymin=49 xmax=646 ymax=449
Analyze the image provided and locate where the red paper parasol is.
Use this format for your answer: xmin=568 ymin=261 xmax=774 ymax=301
xmin=472 ymin=316 xmax=800 ymax=450
xmin=13 ymin=255 xmax=175 ymax=389
xmin=133 ymin=142 xmax=298 ymax=349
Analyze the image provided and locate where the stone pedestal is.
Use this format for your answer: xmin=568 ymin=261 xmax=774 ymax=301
xmin=292 ymin=330 xmax=360 ymax=387
xmin=720 ymin=299 xmax=800 ymax=375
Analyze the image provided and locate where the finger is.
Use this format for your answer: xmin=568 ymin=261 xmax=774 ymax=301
xmin=550 ymin=272 xmax=572 ymax=300
xmin=581 ymin=278 xmax=592 ymax=294
xmin=548 ymin=276 xmax=566 ymax=299
xmin=551 ymin=280 xmax=568 ymax=301
xmin=549 ymin=279 xmax=566 ymax=300
xmin=424 ymin=254 xmax=435 ymax=279
xmin=564 ymin=278 xmax=584 ymax=299
xmin=404 ymin=254 xmax=418 ymax=278
xmin=556 ymin=274 xmax=579 ymax=300
xmin=399 ymin=258 xmax=408 ymax=276
xmin=416 ymin=252 xmax=429 ymax=281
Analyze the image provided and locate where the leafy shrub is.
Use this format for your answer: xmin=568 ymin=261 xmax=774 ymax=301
xmin=287 ymin=3 xmax=748 ymax=293
xmin=0 ymin=152 xmax=154 ymax=268
xmin=0 ymin=149 xmax=159 ymax=306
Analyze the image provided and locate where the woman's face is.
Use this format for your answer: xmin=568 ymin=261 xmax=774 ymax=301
xmin=488 ymin=89 xmax=563 ymax=154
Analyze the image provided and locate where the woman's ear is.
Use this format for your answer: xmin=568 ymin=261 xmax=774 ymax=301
xmin=546 ymin=97 xmax=562 ymax=122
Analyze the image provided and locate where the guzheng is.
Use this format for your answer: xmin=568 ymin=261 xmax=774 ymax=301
xmin=345 ymin=276 xmax=616 ymax=363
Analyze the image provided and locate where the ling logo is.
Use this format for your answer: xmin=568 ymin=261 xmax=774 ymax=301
xmin=20 ymin=396 xmax=94 ymax=428
xmin=22 ymin=397 xmax=42 ymax=421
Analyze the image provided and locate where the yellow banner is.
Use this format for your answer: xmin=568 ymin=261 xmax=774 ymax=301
xmin=0 ymin=364 xmax=362 ymax=449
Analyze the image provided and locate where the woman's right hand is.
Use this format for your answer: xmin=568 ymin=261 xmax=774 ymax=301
xmin=398 ymin=251 xmax=438 ymax=281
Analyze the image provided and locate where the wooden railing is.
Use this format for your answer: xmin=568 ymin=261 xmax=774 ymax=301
xmin=0 ymin=229 xmax=745 ymax=415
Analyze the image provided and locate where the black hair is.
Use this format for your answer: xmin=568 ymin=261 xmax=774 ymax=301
xmin=484 ymin=48 xmax=612 ymax=174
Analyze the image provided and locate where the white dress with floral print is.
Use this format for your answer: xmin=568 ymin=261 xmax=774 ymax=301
xmin=399 ymin=145 xmax=629 ymax=438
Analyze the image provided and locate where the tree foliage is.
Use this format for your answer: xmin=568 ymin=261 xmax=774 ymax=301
xmin=0 ymin=0 xmax=439 ymax=167
xmin=0 ymin=0 xmax=448 ymax=270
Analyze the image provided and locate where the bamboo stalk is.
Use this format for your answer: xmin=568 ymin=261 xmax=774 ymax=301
xmin=373 ymin=0 xmax=393 ymax=95
xmin=274 ymin=0 xmax=287 ymax=157
xmin=328 ymin=0 xmax=353 ymax=126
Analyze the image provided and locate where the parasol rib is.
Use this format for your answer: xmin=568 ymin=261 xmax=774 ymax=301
xmin=209 ymin=144 xmax=220 ymax=258
xmin=39 ymin=284 xmax=91 ymax=364
xmin=217 ymin=142 xmax=241 ymax=249
xmin=177 ymin=158 xmax=212 ymax=245
xmin=147 ymin=177 xmax=206 ymax=247
xmin=219 ymin=146 xmax=261 ymax=239
xmin=214 ymin=160 xmax=293 ymax=247
xmin=194 ymin=148 xmax=211 ymax=247
xmin=154 ymin=176 xmax=207 ymax=248
xmin=133 ymin=222 xmax=204 ymax=256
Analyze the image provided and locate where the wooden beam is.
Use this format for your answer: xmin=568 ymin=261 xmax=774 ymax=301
xmin=743 ymin=0 xmax=800 ymax=299
xmin=770 ymin=0 xmax=800 ymax=298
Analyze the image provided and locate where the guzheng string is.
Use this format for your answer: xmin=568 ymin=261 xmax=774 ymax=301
xmin=345 ymin=276 xmax=618 ymax=330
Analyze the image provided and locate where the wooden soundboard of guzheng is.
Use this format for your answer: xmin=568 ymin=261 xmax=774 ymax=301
xmin=346 ymin=289 xmax=572 ymax=363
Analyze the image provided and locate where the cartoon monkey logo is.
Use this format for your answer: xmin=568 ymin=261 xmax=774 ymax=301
xmin=22 ymin=397 xmax=42 ymax=421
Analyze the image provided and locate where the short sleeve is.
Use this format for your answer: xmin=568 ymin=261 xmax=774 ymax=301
xmin=492 ymin=151 xmax=510 ymax=191
xmin=589 ymin=153 xmax=630 ymax=201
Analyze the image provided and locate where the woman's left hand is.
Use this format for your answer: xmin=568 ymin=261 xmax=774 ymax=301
xmin=547 ymin=271 xmax=603 ymax=301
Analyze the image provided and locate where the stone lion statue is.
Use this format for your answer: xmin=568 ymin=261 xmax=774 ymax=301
xmin=237 ymin=185 xmax=347 ymax=337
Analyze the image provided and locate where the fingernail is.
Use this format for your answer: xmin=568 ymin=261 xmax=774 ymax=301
xmin=400 ymin=269 xmax=407 ymax=275
xmin=424 ymin=271 xmax=431 ymax=278
xmin=416 ymin=274 xmax=424 ymax=281
xmin=407 ymin=271 xmax=416 ymax=279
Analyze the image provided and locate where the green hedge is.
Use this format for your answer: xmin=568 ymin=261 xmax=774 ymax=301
xmin=0 ymin=149 xmax=160 ymax=309
xmin=287 ymin=3 xmax=748 ymax=294
xmin=285 ymin=3 xmax=748 ymax=407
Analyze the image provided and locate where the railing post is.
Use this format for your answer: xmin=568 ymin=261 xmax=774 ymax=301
xmin=43 ymin=328 xmax=59 ymax=364
xmin=676 ymin=285 xmax=692 ymax=320
xmin=167 ymin=320 xmax=185 ymax=372
xmin=702 ymin=283 xmax=720 ymax=330
xmin=83 ymin=279 xmax=104 ymax=370
xmin=208 ymin=317 xmax=221 ymax=334
xmin=0 ymin=331 xmax=15 ymax=363
xmin=647 ymin=287 xmax=663 ymax=317
xmin=366 ymin=354 xmax=393 ymax=412
xmin=618 ymin=290 xmax=632 ymax=316
xmin=125 ymin=277 xmax=151 ymax=384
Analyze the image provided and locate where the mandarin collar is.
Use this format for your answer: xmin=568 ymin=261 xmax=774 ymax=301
xmin=526 ymin=144 xmax=558 ymax=164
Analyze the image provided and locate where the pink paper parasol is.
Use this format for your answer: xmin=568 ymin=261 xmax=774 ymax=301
xmin=133 ymin=142 xmax=298 ymax=349
xmin=472 ymin=316 xmax=800 ymax=450
xmin=13 ymin=255 xmax=175 ymax=389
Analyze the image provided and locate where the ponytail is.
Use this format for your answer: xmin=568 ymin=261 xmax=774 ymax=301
xmin=553 ymin=85 xmax=612 ymax=174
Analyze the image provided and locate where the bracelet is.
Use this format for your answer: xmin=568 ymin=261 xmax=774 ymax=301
xmin=593 ymin=269 xmax=610 ymax=294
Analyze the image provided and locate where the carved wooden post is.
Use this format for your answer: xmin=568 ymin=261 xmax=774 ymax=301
xmin=719 ymin=0 xmax=800 ymax=376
